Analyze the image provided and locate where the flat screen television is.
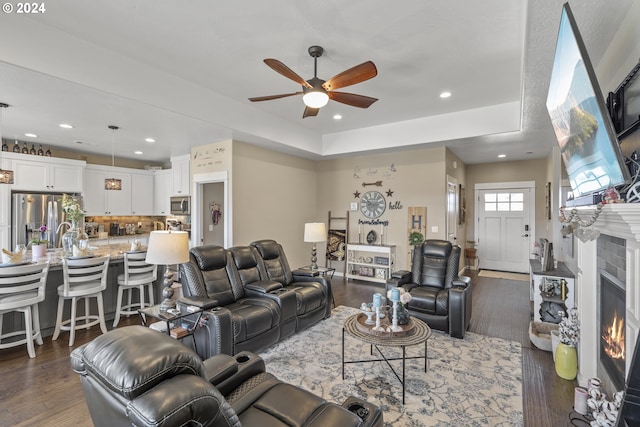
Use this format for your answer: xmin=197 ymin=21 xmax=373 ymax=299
xmin=546 ymin=3 xmax=631 ymax=203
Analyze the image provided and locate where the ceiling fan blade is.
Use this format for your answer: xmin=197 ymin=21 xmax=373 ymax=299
xmin=264 ymin=59 xmax=312 ymax=88
xmin=249 ymin=92 xmax=302 ymax=102
xmin=303 ymin=106 xmax=320 ymax=118
xmin=328 ymin=91 xmax=378 ymax=108
xmin=323 ymin=61 xmax=377 ymax=91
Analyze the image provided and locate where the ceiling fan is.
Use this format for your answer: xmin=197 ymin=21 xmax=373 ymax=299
xmin=249 ymin=45 xmax=378 ymax=118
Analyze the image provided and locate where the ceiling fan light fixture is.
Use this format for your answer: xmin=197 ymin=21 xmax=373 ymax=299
xmin=303 ymin=91 xmax=329 ymax=108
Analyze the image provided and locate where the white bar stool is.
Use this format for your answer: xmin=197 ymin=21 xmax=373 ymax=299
xmin=0 ymin=262 xmax=50 ymax=358
xmin=113 ymin=252 xmax=157 ymax=327
xmin=52 ymin=256 xmax=110 ymax=346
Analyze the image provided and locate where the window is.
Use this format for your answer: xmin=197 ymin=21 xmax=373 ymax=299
xmin=484 ymin=192 xmax=524 ymax=212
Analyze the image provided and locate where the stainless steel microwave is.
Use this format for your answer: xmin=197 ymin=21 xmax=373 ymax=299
xmin=170 ymin=196 xmax=190 ymax=215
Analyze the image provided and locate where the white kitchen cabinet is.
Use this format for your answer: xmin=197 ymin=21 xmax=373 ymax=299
xmin=84 ymin=166 xmax=132 ymax=216
xmin=153 ymin=169 xmax=172 ymax=215
xmin=5 ymin=152 xmax=84 ymax=192
xmin=346 ymin=244 xmax=396 ymax=284
xmin=171 ymin=155 xmax=190 ymax=196
xmin=131 ymin=171 xmax=154 ymax=215
xmin=0 ymin=225 xmax=8 ymax=253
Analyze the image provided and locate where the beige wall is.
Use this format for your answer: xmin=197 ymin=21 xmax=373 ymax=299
xmin=316 ymin=146 xmax=449 ymax=271
xmin=231 ymin=141 xmax=318 ymax=268
xmin=465 ymin=157 xmax=550 ymax=244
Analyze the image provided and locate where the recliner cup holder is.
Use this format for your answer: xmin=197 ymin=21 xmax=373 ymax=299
xmin=347 ymin=403 xmax=369 ymax=419
xmin=236 ymin=354 xmax=251 ymax=363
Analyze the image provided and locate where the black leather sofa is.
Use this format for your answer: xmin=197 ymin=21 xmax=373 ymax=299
xmin=71 ymin=326 xmax=383 ymax=427
xmin=179 ymin=240 xmax=332 ymax=357
xmin=386 ymin=239 xmax=472 ymax=338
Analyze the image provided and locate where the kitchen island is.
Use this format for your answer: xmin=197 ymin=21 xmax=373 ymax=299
xmin=1 ymin=243 xmax=166 ymax=340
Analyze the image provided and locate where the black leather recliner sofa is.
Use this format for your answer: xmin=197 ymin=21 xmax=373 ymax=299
xmin=179 ymin=240 xmax=331 ymax=357
xmin=386 ymin=239 xmax=472 ymax=338
xmin=71 ymin=326 xmax=383 ymax=427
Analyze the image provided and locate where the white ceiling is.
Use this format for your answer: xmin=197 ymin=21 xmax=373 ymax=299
xmin=0 ymin=0 xmax=634 ymax=165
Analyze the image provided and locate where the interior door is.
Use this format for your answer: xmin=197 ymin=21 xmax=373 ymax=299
xmin=477 ymin=187 xmax=532 ymax=273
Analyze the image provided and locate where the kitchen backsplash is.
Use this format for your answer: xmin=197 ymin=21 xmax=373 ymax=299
xmin=86 ymin=216 xmax=168 ymax=236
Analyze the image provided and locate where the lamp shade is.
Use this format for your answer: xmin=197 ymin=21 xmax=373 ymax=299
xmin=145 ymin=231 xmax=190 ymax=265
xmin=304 ymin=222 xmax=327 ymax=242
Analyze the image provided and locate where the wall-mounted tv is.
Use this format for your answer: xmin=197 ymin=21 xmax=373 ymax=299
xmin=546 ymin=3 xmax=631 ymax=203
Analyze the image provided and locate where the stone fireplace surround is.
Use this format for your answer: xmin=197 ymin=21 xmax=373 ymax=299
xmin=573 ymin=204 xmax=640 ymax=394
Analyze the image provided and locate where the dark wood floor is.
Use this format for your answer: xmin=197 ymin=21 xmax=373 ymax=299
xmin=0 ymin=272 xmax=575 ymax=426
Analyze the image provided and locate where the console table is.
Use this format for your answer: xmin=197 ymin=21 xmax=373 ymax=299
xmin=346 ymin=244 xmax=396 ymax=283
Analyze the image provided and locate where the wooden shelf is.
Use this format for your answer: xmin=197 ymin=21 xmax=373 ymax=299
xmin=346 ymin=243 xmax=396 ymax=284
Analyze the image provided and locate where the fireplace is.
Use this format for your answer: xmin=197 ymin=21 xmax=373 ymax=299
xmin=600 ymin=269 xmax=626 ymax=391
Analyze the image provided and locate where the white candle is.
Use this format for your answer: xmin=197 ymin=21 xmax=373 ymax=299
xmin=381 ymin=225 xmax=384 ymax=236
xmin=359 ymin=224 xmax=362 ymax=235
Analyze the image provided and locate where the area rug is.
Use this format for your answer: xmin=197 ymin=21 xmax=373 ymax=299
xmin=259 ymin=306 xmax=523 ymax=426
xmin=478 ymin=270 xmax=530 ymax=282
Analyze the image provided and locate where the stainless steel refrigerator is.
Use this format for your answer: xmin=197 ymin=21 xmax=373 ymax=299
xmin=11 ymin=193 xmax=83 ymax=249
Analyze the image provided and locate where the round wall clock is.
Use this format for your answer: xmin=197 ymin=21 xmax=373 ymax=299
xmin=360 ymin=191 xmax=386 ymax=219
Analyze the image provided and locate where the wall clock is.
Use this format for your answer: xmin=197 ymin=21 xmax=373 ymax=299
xmin=360 ymin=191 xmax=386 ymax=219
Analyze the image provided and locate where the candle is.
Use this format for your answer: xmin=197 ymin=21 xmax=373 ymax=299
xmin=380 ymin=225 xmax=383 ymax=236
xmin=574 ymin=387 xmax=588 ymax=415
xmin=359 ymin=224 xmax=362 ymax=235
xmin=373 ymin=293 xmax=382 ymax=308
xmin=391 ymin=288 xmax=400 ymax=302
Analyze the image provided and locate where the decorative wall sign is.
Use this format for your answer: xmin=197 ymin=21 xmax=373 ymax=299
xmin=362 ymin=181 xmax=383 ymax=187
xmin=407 ymin=207 xmax=427 ymax=246
xmin=459 ymin=184 xmax=466 ymax=225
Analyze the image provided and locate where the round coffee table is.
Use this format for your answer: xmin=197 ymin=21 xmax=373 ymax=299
xmin=342 ymin=313 xmax=431 ymax=405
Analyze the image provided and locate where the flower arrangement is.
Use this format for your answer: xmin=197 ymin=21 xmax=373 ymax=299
xmin=29 ymin=225 xmax=48 ymax=246
xmin=61 ymin=194 xmax=85 ymax=223
xmin=387 ymin=288 xmax=412 ymax=306
xmin=558 ymin=307 xmax=580 ymax=347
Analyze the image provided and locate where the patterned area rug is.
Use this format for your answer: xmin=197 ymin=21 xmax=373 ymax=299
xmin=478 ymin=270 xmax=530 ymax=282
xmin=259 ymin=306 xmax=523 ymax=427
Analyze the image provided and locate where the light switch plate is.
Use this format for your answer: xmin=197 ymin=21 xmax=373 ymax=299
xmin=350 ymin=202 xmax=358 ymax=211
xmin=431 ymin=226 xmax=439 ymax=233
xmin=209 ymin=225 xmax=214 ymax=231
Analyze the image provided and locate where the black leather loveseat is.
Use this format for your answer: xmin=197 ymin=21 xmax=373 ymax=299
xmin=71 ymin=326 xmax=383 ymax=427
xmin=179 ymin=240 xmax=332 ymax=357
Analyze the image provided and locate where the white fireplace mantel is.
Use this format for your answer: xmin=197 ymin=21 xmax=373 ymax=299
xmin=571 ymin=203 xmax=640 ymax=242
xmin=573 ymin=203 xmax=640 ymax=389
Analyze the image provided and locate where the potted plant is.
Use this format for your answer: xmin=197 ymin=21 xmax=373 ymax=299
xmin=465 ymin=240 xmax=477 ymax=259
xmin=29 ymin=225 xmax=49 ymax=258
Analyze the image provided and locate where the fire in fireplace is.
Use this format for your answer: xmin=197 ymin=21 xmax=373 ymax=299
xmin=600 ymin=270 xmax=626 ymax=391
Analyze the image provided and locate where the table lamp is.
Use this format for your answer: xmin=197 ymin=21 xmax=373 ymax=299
xmin=304 ymin=222 xmax=326 ymax=270
xmin=145 ymin=231 xmax=189 ymax=311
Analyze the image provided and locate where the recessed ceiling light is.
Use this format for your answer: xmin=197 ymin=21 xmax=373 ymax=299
xmin=25 ymin=133 xmax=37 ymax=138
xmin=59 ymin=123 xmax=74 ymax=129
xmin=333 ymin=114 xmax=342 ymax=120
xmin=145 ymin=137 xmax=156 ymax=143
xmin=439 ymin=91 xmax=452 ymax=98
xmin=134 ymin=151 xmax=143 ymax=155
xmin=498 ymin=154 xmax=506 ymax=158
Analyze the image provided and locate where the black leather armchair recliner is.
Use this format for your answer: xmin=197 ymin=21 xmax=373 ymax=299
xmin=386 ymin=239 xmax=472 ymax=338
xmin=71 ymin=326 xmax=382 ymax=427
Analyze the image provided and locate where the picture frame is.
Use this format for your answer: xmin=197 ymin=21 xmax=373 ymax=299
xmin=459 ymin=184 xmax=466 ymax=225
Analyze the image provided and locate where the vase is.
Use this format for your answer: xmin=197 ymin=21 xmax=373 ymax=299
xmin=62 ymin=219 xmax=89 ymax=257
xmin=555 ymin=342 xmax=578 ymax=380
xmin=31 ymin=243 xmax=47 ymax=258
xmin=397 ymin=303 xmax=410 ymax=325
xmin=551 ymin=330 xmax=560 ymax=362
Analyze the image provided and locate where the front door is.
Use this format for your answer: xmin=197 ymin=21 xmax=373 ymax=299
xmin=476 ymin=185 xmax=534 ymax=273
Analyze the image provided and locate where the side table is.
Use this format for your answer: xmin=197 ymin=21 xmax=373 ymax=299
xmin=342 ymin=313 xmax=431 ymax=405
xmin=138 ymin=304 xmax=206 ymax=353
xmin=296 ymin=266 xmax=336 ymax=278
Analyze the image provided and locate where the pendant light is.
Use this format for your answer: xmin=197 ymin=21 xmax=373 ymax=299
xmin=0 ymin=103 xmax=15 ymax=185
xmin=104 ymin=125 xmax=122 ymax=190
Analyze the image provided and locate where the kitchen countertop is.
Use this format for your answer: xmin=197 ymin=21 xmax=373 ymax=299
xmin=13 ymin=242 xmax=147 ymax=269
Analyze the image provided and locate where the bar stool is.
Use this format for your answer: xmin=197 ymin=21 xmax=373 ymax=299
xmin=113 ymin=252 xmax=157 ymax=327
xmin=52 ymin=256 xmax=110 ymax=347
xmin=0 ymin=262 xmax=50 ymax=358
